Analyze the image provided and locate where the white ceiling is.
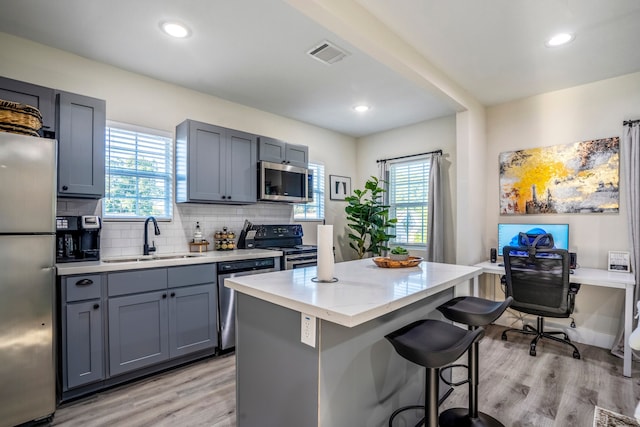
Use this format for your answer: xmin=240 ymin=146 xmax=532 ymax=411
xmin=1 ymin=0 xmax=639 ymax=137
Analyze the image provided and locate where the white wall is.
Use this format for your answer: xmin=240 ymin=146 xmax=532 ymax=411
xmin=485 ymin=71 xmax=640 ymax=348
xmin=354 ymin=115 xmax=457 ymax=263
xmin=0 ymin=32 xmax=356 ymax=258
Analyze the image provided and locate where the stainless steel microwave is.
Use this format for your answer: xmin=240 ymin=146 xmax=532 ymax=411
xmin=258 ymin=161 xmax=313 ymax=203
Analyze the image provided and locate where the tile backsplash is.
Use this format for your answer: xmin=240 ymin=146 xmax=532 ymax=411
xmin=57 ymin=199 xmax=293 ymax=258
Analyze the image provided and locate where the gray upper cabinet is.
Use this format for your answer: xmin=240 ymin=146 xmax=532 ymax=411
xmin=0 ymin=76 xmax=56 ymax=138
xmin=176 ymin=119 xmax=257 ymax=204
xmin=56 ymin=91 xmax=106 ymax=198
xmin=258 ymin=136 xmax=308 ymax=168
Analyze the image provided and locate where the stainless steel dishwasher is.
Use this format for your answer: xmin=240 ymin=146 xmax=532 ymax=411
xmin=217 ymin=257 xmax=278 ymax=351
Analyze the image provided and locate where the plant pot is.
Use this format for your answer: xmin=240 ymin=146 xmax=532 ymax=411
xmin=389 ymin=253 xmax=409 ymax=261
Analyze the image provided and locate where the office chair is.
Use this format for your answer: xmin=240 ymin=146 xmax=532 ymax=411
xmin=501 ymin=233 xmax=581 ymax=359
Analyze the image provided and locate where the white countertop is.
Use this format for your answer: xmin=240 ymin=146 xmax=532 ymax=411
xmin=55 ymin=249 xmax=283 ymax=275
xmin=474 ymin=260 xmax=635 ymax=289
xmin=225 ymin=258 xmax=482 ymax=327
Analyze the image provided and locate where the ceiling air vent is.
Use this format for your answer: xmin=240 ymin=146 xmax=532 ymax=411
xmin=307 ymin=40 xmax=349 ymax=65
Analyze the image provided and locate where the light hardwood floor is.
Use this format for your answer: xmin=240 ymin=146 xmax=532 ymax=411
xmin=52 ymin=325 xmax=640 ymax=426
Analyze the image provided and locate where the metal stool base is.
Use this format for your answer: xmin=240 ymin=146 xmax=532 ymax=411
xmin=439 ymin=407 xmax=505 ymax=427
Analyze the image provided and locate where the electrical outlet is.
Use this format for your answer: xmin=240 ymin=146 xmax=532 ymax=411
xmin=301 ymin=313 xmax=316 ymax=347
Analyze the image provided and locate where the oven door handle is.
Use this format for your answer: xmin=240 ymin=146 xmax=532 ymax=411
xmin=286 ymin=254 xmax=318 ymax=261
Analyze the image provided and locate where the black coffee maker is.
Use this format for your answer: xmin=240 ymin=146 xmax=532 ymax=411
xmin=56 ymin=216 xmax=102 ymax=263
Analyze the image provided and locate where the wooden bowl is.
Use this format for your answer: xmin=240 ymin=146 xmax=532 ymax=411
xmin=372 ymin=256 xmax=424 ymax=268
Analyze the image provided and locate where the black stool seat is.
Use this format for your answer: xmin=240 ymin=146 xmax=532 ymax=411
xmin=385 ymin=319 xmax=484 ymax=427
xmin=386 ymin=319 xmax=484 ymax=368
xmin=437 ymin=296 xmax=513 ymax=327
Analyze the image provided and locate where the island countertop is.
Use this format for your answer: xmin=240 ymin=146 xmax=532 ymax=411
xmin=225 ymin=258 xmax=482 ymax=327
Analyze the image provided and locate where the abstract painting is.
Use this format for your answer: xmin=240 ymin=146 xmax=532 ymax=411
xmin=499 ymin=137 xmax=619 ymax=215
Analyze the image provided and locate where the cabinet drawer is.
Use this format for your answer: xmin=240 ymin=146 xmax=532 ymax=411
xmin=65 ymin=275 xmax=102 ymax=302
xmin=108 ymin=268 xmax=167 ymax=296
xmin=168 ymin=263 xmax=216 ymax=287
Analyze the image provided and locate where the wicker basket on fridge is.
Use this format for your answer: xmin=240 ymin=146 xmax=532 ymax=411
xmin=0 ymin=99 xmax=43 ymax=136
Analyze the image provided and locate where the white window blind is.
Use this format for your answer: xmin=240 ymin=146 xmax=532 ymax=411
xmin=294 ymin=162 xmax=325 ymax=220
xmin=388 ymin=157 xmax=430 ymax=245
xmin=104 ymin=125 xmax=173 ymax=220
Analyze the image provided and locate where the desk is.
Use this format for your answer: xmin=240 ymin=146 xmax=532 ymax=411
xmin=474 ymin=261 xmax=636 ymax=377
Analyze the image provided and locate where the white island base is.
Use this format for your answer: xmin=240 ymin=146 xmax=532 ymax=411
xmin=227 ymin=259 xmax=482 ymax=426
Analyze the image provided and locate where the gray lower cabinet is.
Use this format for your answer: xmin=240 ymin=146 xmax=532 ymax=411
xmin=65 ymin=300 xmax=104 ymax=389
xmin=60 ymin=264 xmax=217 ymax=399
xmin=107 ymin=264 xmax=217 ymax=376
xmin=175 ymin=119 xmax=257 ymax=204
xmin=168 ymin=284 xmax=217 ymax=357
xmin=108 ymin=290 xmax=170 ymax=376
xmin=61 ymin=274 xmax=105 ymax=391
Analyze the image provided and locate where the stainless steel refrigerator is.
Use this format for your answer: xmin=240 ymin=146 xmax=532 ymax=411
xmin=0 ymin=132 xmax=56 ymax=426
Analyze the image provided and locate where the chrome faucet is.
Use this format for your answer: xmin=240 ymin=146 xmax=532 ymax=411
xmin=143 ymin=216 xmax=161 ymax=255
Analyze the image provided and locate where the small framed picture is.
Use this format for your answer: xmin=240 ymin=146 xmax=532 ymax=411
xmin=329 ymin=175 xmax=351 ymax=201
xmin=608 ymin=251 xmax=631 ymax=272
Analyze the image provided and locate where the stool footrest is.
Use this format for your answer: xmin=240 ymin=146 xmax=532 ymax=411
xmin=388 ymin=387 xmax=454 ymax=427
xmin=439 ymin=363 xmax=469 ymax=387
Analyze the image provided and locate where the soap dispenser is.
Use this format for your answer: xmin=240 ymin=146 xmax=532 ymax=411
xmin=193 ymin=221 xmax=203 ymax=243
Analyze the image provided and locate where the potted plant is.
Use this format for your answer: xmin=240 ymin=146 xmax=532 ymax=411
xmin=389 ymin=246 xmax=409 ymax=261
xmin=345 ymin=176 xmax=397 ymax=259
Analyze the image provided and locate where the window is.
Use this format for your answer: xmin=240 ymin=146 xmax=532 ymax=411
xmin=388 ymin=157 xmax=430 ymax=246
xmin=294 ymin=162 xmax=325 ymax=220
xmin=104 ymin=123 xmax=173 ymax=220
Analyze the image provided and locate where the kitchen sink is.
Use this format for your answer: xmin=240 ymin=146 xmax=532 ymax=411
xmin=102 ymin=253 xmax=205 ymax=263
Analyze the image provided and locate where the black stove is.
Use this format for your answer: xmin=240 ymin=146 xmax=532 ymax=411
xmin=243 ymin=224 xmax=318 ymax=269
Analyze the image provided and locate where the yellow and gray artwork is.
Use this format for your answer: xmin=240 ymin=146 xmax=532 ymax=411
xmin=499 ymin=137 xmax=619 ymax=215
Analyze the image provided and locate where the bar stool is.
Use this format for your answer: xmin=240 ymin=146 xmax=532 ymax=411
xmin=436 ymin=296 xmax=513 ymax=427
xmin=385 ymin=319 xmax=485 ymax=427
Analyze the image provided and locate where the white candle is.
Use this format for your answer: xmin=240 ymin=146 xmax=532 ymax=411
xmin=317 ymin=225 xmax=334 ymax=281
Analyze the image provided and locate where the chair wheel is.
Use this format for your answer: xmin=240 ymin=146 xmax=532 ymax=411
xmin=573 ymin=351 xmax=580 ymax=359
xmin=529 ymin=344 xmax=536 ymax=356
xmin=570 ymin=321 xmax=576 ymax=328
xmin=501 ymin=332 xmax=507 ymax=341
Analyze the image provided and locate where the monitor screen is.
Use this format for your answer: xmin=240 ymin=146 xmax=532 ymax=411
xmin=497 ymin=223 xmax=569 ymax=257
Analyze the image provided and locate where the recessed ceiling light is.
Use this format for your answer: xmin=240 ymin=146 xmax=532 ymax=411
xmin=160 ymin=21 xmax=191 ymax=38
xmin=545 ymin=33 xmax=574 ymax=47
xmin=353 ymin=105 xmax=370 ymax=113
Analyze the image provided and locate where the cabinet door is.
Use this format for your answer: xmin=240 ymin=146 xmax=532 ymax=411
xmin=285 ymin=143 xmax=308 ymax=168
xmin=168 ymin=284 xmax=217 ymax=358
xmin=65 ymin=300 xmax=104 ymax=389
xmin=56 ymin=91 xmax=106 ymax=198
xmin=226 ymin=129 xmax=257 ymax=203
xmin=258 ymin=136 xmax=285 ymax=163
xmin=0 ymin=76 xmax=56 ymax=137
xmin=108 ymin=291 xmax=169 ymax=376
xmin=188 ymin=122 xmax=227 ymax=201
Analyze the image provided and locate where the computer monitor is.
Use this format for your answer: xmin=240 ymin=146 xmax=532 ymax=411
xmin=497 ymin=223 xmax=569 ymax=257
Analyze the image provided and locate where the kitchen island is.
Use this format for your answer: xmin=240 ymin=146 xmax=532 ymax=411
xmin=225 ymin=258 xmax=482 ymax=427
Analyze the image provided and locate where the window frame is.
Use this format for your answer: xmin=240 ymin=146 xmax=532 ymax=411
xmin=387 ymin=155 xmax=431 ymax=248
xmin=103 ymin=121 xmax=174 ymax=221
xmin=294 ymin=161 xmax=325 ymax=221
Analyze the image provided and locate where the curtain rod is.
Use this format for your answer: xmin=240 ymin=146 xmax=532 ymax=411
xmin=376 ymin=149 xmax=443 ymax=164
xmin=624 ymin=119 xmax=640 ymax=126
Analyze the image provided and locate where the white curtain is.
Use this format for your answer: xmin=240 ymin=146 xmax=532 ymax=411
xmin=612 ymin=122 xmax=640 ymax=358
xmin=426 ymin=153 xmax=444 ymax=262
